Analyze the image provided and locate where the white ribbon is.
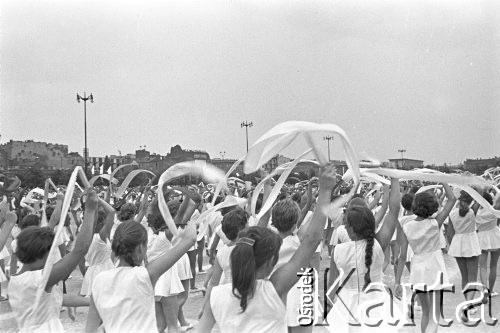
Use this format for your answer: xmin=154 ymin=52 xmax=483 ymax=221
xmin=34 ymin=167 xmax=89 ymax=317
xmin=89 ymin=174 xmax=119 ymax=187
xmin=244 ymin=122 xmax=360 ymax=186
xmin=211 ymin=156 xmax=245 ymax=205
xmin=250 ymin=150 xmax=314 ymax=218
xmin=114 ymin=169 xmax=155 ymax=198
xmin=157 ymin=162 xmax=227 ymax=237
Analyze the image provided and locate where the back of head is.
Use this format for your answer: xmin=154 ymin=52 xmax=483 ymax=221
xmin=118 ymin=203 xmax=136 ymax=222
xmin=20 ymin=214 xmax=40 ymax=230
xmin=230 ymin=226 xmax=282 ymax=312
xmin=482 ymin=192 xmax=493 ymax=205
xmin=401 ymin=193 xmax=415 ymax=212
xmin=347 ymin=196 xmax=367 ymax=209
xmin=112 ymin=222 xmax=148 ymax=266
xmin=345 ymin=205 xmax=376 ymax=289
xmin=16 ymin=226 xmax=54 ymax=264
xmin=221 ymin=207 xmax=248 ymax=241
xmin=412 ymin=192 xmax=439 ymax=218
xmin=271 ymin=198 xmax=300 ymax=233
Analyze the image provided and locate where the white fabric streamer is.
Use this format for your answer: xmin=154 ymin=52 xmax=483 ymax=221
xmin=34 ymin=167 xmax=89 ymax=318
xmin=157 ymin=161 xmax=227 ymax=237
xmin=211 ymin=156 xmax=245 ymax=205
xmin=114 ymin=169 xmax=155 ymax=198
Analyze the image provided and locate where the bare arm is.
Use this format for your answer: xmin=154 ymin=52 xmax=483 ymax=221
xmin=134 ymin=186 xmax=151 ymax=223
xmin=48 ymin=195 xmax=64 ymax=230
xmin=46 ymin=191 xmax=97 ymax=290
xmin=199 ymin=257 xmax=223 ymax=319
xmin=270 ymin=165 xmax=335 ymax=298
xmin=85 ymin=296 xmax=102 ymax=333
xmin=297 ymin=180 xmax=314 ymax=228
xmin=374 ymin=184 xmax=390 ymax=226
xmin=367 ymin=189 xmax=382 ymax=210
xmin=195 ymin=294 xmax=216 ymax=333
xmin=375 ymin=178 xmax=400 ymax=251
xmin=98 ymin=198 xmax=116 ymax=242
xmin=436 ymin=184 xmax=456 ymax=227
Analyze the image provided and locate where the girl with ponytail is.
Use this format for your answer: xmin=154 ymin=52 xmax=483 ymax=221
xmin=86 ymin=196 xmax=196 ymax=333
xmin=196 ymin=164 xmax=338 ymax=333
xmin=447 ymin=191 xmax=482 ymax=314
xmin=327 ymin=177 xmax=401 ymax=331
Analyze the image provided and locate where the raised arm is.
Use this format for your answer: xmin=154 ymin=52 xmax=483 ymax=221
xmin=375 ymin=178 xmax=400 ymax=251
xmin=147 ymin=221 xmax=196 ymax=286
xmin=98 ymin=198 xmax=116 ymax=242
xmin=48 ymin=194 xmax=64 ymax=230
xmin=46 ymin=190 xmax=97 ymax=290
xmin=297 ymin=179 xmax=314 ymax=227
xmin=374 ymin=184 xmax=390 ymax=226
xmin=367 ymin=188 xmax=382 ymax=210
xmin=134 ymin=185 xmax=151 ymax=223
xmin=270 ymin=164 xmax=335 ymax=298
xmin=436 ymin=184 xmax=456 ymax=227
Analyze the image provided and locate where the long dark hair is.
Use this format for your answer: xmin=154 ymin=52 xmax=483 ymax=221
xmin=230 ymin=226 xmax=282 ymax=312
xmin=345 ymin=205 xmax=376 ymax=290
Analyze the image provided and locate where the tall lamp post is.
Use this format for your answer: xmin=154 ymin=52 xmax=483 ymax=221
xmin=324 ymin=136 xmax=334 ymax=161
xmin=241 ymin=120 xmax=253 ymax=152
xmin=77 ymin=92 xmax=94 ymax=176
xmin=398 ymin=149 xmax=406 ymax=169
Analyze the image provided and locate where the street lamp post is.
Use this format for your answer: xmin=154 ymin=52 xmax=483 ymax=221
xmin=323 ymin=136 xmax=334 ymax=161
xmin=241 ymin=121 xmax=253 ymax=152
xmin=77 ymin=92 xmax=94 ymax=176
xmin=398 ymin=149 xmax=406 ymax=169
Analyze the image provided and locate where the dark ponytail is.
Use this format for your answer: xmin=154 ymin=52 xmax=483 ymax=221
xmin=363 ymin=233 xmax=375 ymax=290
xmin=345 ymin=205 xmax=376 ymax=291
xmin=230 ymin=226 xmax=282 ymax=312
xmin=112 ymin=222 xmax=148 ymax=266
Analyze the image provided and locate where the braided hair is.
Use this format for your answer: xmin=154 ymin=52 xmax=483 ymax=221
xmin=345 ymin=205 xmax=376 ymax=290
xmin=112 ymin=222 xmax=148 ymax=266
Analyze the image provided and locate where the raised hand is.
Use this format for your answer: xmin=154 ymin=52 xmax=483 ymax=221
xmin=318 ymin=164 xmax=337 ymax=192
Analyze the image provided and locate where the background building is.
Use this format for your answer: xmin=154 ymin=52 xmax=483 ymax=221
xmin=388 ymin=158 xmax=424 ymax=170
xmin=0 ymin=140 xmax=83 ymax=170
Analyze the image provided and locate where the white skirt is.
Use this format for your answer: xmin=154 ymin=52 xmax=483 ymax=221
xmin=478 ymin=227 xmax=500 ymax=251
xmin=448 ymin=232 xmax=481 ymax=258
xmin=410 ymin=250 xmax=449 ymax=291
xmin=177 ymin=253 xmax=193 ymax=281
xmin=155 ymin=263 xmax=184 ymax=298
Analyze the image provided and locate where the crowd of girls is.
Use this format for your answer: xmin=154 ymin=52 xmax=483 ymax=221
xmin=0 ymin=163 xmax=500 ymax=333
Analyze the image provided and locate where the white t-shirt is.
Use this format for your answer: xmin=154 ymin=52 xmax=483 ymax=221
xmin=8 ymin=270 xmax=64 ymax=333
xmin=92 ymin=266 xmax=157 ymax=333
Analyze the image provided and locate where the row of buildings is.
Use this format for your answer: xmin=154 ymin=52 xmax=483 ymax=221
xmin=1 ymin=139 xmax=498 ymax=177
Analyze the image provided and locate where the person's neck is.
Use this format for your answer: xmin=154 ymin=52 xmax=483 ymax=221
xmin=349 ymin=234 xmax=364 ymax=241
xmin=279 ymin=230 xmax=294 ymax=239
xmin=18 ymin=261 xmax=44 ymax=274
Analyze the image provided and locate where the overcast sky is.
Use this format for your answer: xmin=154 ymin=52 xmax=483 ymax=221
xmin=1 ymin=0 xmax=499 ymax=165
